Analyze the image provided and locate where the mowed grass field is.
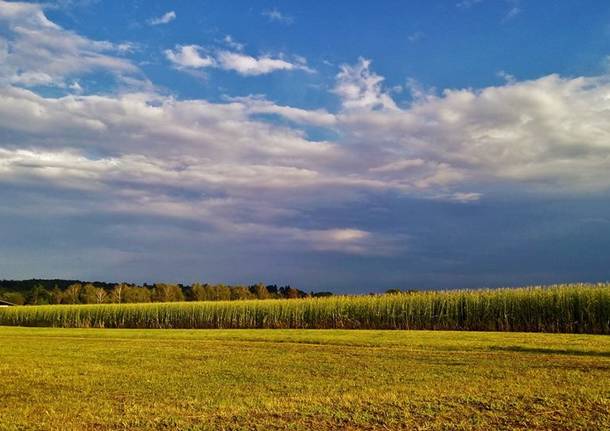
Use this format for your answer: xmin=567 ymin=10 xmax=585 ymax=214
xmin=0 ymin=327 xmax=609 ymax=430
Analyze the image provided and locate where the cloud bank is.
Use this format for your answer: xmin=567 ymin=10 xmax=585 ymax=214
xmin=1 ymin=0 xmax=610 ymax=286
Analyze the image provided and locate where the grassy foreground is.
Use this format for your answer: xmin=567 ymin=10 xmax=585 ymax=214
xmin=2 ymin=283 xmax=610 ymax=333
xmin=0 ymin=327 xmax=609 ymax=430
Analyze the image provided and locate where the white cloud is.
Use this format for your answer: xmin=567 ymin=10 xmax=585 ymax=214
xmin=296 ymin=228 xmax=390 ymax=255
xmin=164 ymin=45 xmax=214 ymax=69
xmin=148 ymin=10 xmax=176 ymax=26
xmin=6 ymin=59 xmax=610 ymax=252
xmin=233 ymin=96 xmax=337 ymax=127
xmin=0 ymin=86 xmax=337 ymax=161
xmin=223 ymin=35 xmax=244 ymax=51
xmin=68 ymin=80 xmax=83 ymax=93
xmin=0 ymin=79 xmax=407 ymax=255
xmin=0 ymin=0 xmax=138 ymax=88
xmin=9 ymin=71 xmax=55 ymax=86
xmin=116 ymin=42 xmax=136 ymax=53
xmin=164 ymin=45 xmax=313 ymax=76
xmin=3 ymin=4 xmax=610 ymax=258
xmin=216 ymin=51 xmax=303 ymax=75
xmin=497 ymin=70 xmax=516 ymax=84
xmin=334 ymin=58 xmax=398 ymax=111
xmin=503 ymin=0 xmax=521 ymax=21
xmin=334 ymin=62 xmax=610 ymax=193
xmin=262 ymin=8 xmax=294 ymax=25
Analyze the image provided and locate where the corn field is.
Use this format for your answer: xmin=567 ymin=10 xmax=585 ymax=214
xmin=1 ymin=283 xmax=609 ymax=333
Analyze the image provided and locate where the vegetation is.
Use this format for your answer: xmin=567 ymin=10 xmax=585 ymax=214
xmin=0 ymin=279 xmax=324 ymax=305
xmin=0 ymin=327 xmax=608 ymax=430
xmin=2 ymin=283 xmax=609 ymax=333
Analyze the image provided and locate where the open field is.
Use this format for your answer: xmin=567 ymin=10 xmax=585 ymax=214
xmin=1 ymin=327 xmax=609 ymax=430
xmin=2 ymin=284 xmax=609 ymax=333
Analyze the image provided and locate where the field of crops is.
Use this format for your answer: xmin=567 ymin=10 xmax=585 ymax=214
xmin=1 ymin=283 xmax=609 ymax=333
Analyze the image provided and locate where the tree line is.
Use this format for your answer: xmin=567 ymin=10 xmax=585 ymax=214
xmin=0 ymin=279 xmax=333 ymax=305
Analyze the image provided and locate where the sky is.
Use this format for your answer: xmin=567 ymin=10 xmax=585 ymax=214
xmin=2 ymin=0 xmax=610 ymax=292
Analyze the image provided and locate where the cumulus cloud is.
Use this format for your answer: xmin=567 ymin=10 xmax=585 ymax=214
xmin=164 ymin=45 xmax=214 ymax=69
xmin=148 ymin=11 xmax=176 ymax=26
xmin=0 ymin=0 xmax=138 ymax=88
xmin=164 ymin=44 xmax=312 ymax=76
xmin=330 ymin=59 xmax=610 ymax=193
xmin=3 ymin=4 xmax=610 ymax=262
xmin=5 ymin=52 xmax=610 ymax=260
xmin=216 ymin=51 xmax=312 ymax=76
xmin=334 ymin=58 xmax=398 ymax=111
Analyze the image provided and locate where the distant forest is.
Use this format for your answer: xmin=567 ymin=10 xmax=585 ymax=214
xmin=0 ymin=279 xmax=333 ymax=305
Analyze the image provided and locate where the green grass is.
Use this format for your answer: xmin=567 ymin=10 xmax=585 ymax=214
xmin=1 ymin=327 xmax=609 ymax=430
xmin=2 ymin=283 xmax=610 ymax=333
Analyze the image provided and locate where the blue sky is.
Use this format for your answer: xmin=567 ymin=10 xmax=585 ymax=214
xmin=2 ymin=0 xmax=610 ymax=292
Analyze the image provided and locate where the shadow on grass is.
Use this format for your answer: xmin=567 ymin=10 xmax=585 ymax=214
xmin=489 ymin=345 xmax=610 ymax=358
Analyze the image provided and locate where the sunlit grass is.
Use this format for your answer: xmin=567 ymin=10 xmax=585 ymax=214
xmin=0 ymin=327 xmax=609 ymax=430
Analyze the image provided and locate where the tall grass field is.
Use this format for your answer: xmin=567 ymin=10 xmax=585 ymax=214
xmin=1 ymin=283 xmax=609 ymax=333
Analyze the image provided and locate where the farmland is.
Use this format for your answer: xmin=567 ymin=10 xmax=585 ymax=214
xmin=2 ymin=284 xmax=609 ymax=430
xmin=1 ymin=283 xmax=609 ymax=333
xmin=0 ymin=327 xmax=609 ymax=430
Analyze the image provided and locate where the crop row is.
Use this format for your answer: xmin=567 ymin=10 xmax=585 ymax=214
xmin=1 ymin=283 xmax=609 ymax=333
